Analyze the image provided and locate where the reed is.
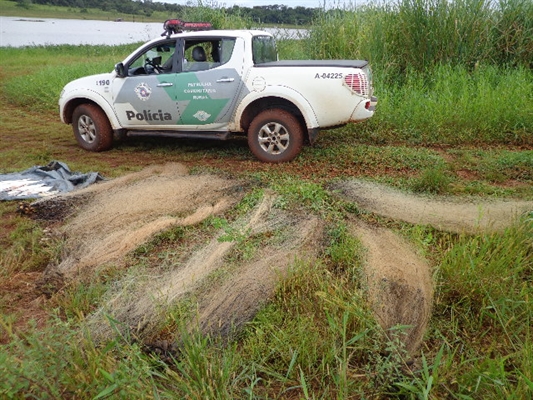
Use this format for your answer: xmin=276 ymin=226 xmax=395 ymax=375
xmin=311 ymin=0 xmax=533 ymax=74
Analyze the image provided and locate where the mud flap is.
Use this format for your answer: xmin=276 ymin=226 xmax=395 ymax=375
xmin=307 ymin=128 xmax=319 ymax=145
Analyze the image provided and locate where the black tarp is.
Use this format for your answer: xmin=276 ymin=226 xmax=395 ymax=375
xmin=0 ymin=161 xmax=104 ymax=200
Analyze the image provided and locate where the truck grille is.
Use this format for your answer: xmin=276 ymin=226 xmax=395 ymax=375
xmin=344 ymin=72 xmax=369 ymax=97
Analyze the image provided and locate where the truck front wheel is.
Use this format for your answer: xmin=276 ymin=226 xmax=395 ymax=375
xmin=248 ymin=109 xmax=304 ymax=163
xmin=72 ymin=104 xmax=113 ymax=152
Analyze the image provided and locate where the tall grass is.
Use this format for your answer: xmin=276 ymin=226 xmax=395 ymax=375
xmin=4 ymin=61 xmax=117 ymax=112
xmin=181 ymin=3 xmax=254 ymax=30
xmin=493 ymin=0 xmax=533 ymax=68
xmin=363 ymin=64 xmax=533 ymax=145
xmin=307 ymin=0 xmax=533 ymax=144
xmin=311 ymin=0 xmax=533 ymax=73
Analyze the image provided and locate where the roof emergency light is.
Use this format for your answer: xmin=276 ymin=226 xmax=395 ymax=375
xmin=162 ymin=19 xmax=213 ymax=37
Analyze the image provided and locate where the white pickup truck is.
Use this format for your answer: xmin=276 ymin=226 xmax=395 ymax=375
xmin=59 ymin=21 xmax=377 ymax=162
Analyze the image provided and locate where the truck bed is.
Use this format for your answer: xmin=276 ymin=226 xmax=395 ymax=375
xmin=254 ymin=60 xmax=369 ymax=68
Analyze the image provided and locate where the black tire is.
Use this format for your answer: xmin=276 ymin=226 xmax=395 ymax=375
xmin=247 ymin=109 xmax=304 ymax=163
xmin=72 ymin=104 xmax=113 ymax=152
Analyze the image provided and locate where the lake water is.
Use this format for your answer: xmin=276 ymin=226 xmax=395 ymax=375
xmin=1 ymin=16 xmax=169 ymax=47
xmin=0 ymin=16 xmax=306 ymax=47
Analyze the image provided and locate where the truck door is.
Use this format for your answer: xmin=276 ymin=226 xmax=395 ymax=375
xmin=170 ymin=37 xmax=244 ymax=127
xmin=112 ymin=39 xmax=180 ymax=128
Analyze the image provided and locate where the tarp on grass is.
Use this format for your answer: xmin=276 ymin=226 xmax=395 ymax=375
xmin=0 ymin=161 xmax=104 ymax=201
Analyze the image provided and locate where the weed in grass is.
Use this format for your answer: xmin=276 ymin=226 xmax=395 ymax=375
xmin=132 ymin=225 xmax=188 ymax=257
xmin=209 ymin=215 xmax=260 ymax=261
xmin=50 ymin=266 xmax=126 ymax=321
xmin=150 ymin=295 xmax=199 ymax=342
xmin=165 ymin=326 xmax=246 ymax=399
xmin=349 ymin=145 xmax=446 ymax=174
xmin=395 ymin=345 xmax=445 ymax=399
xmin=271 ymin=176 xmax=333 ymax=213
xmin=211 ymin=216 xmax=252 ymax=244
xmin=325 ymin=221 xmax=365 ymax=277
xmin=411 ymin=165 xmax=453 ymax=194
xmin=368 ymin=325 xmax=412 ymax=393
xmin=233 ymin=188 xmax=265 ymax=215
xmin=475 ymin=150 xmax=533 ymax=183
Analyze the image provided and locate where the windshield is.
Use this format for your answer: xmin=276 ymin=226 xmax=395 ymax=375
xmin=252 ymin=35 xmax=278 ymax=64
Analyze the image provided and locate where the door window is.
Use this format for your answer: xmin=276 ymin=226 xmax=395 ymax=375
xmin=252 ymin=35 xmax=278 ymax=64
xmin=127 ymin=40 xmax=177 ymax=75
xmin=182 ymin=38 xmax=236 ymax=72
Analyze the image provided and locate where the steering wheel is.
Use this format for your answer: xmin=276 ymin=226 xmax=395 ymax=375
xmin=145 ymin=58 xmax=162 ymax=74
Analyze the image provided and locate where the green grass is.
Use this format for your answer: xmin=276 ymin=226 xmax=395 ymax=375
xmin=0 ymin=317 xmax=168 ymax=398
xmin=429 ymin=220 xmax=533 ymax=397
xmin=307 ymin=0 xmax=533 ymax=146
xmin=0 ymin=44 xmax=139 ymax=111
xmin=0 ymin=211 xmax=59 ymax=276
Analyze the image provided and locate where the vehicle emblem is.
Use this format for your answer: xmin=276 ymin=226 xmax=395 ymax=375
xmin=135 ymin=83 xmax=152 ymax=101
xmin=193 ymin=110 xmax=211 ymax=121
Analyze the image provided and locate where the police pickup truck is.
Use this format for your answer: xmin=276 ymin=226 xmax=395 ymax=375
xmin=59 ymin=19 xmax=377 ymax=162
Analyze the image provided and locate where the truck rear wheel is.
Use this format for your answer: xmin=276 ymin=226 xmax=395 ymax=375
xmin=72 ymin=104 xmax=113 ymax=152
xmin=247 ymin=109 xmax=304 ymax=163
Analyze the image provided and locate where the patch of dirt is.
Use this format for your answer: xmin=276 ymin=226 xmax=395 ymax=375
xmin=455 ymin=169 xmax=479 ymax=181
xmin=332 ymin=179 xmax=533 ymax=234
xmin=349 ymin=220 xmax=433 ymax=353
xmin=0 ymin=272 xmax=47 ymax=344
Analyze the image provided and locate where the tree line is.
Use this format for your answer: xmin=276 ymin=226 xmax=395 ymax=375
xmin=12 ymin=0 xmax=319 ymax=25
xmin=227 ymin=5 xmax=317 ymax=25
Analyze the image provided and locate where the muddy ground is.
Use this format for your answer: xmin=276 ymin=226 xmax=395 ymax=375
xmin=5 ymin=163 xmax=531 ymax=352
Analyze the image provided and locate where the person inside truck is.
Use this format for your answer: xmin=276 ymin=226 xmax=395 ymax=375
xmin=127 ymin=41 xmax=176 ymax=75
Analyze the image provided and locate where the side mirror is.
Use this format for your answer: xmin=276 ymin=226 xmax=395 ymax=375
xmin=115 ymin=62 xmax=126 ymax=78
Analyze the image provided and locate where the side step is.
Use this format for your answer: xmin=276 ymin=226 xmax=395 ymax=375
xmin=123 ymin=130 xmax=232 ymax=140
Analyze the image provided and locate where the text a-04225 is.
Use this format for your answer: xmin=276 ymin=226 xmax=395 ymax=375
xmin=314 ymin=72 xmax=343 ymax=79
